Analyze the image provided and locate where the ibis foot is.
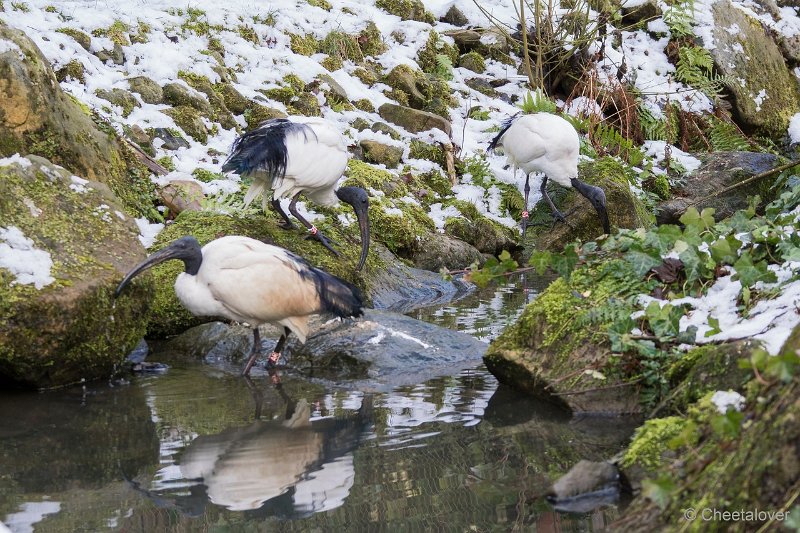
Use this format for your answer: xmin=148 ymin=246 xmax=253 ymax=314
xmin=304 ymin=227 xmax=340 ymax=256
xmin=277 ymin=220 xmax=297 ymax=231
xmin=520 ymin=210 xmax=530 ymax=237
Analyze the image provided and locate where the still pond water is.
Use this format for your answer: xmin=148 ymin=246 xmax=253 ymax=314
xmin=0 ymin=275 xmax=637 ymax=532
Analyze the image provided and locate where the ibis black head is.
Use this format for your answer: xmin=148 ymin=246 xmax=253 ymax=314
xmin=571 ymin=178 xmax=610 ymax=234
xmin=335 ymin=186 xmax=370 ymax=271
xmin=114 ymin=236 xmax=203 ymax=298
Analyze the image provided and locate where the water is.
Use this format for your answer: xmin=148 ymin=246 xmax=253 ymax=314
xmin=0 ymin=275 xmax=637 ymax=532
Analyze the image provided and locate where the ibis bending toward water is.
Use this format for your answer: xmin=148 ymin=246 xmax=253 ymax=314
xmin=487 ymin=113 xmax=610 ymax=236
xmin=114 ymin=235 xmax=364 ymax=376
xmin=222 ymin=117 xmax=370 ymax=271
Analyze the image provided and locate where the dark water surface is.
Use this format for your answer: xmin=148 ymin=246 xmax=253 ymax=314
xmin=0 ymin=275 xmax=637 ymax=532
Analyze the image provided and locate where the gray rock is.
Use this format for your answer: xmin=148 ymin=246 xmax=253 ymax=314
xmin=441 ymin=5 xmax=469 ymax=26
xmin=360 ymin=139 xmax=403 ymax=168
xmin=656 ymin=151 xmax=780 ymax=224
xmin=410 ymin=232 xmax=484 ymax=271
xmin=621 ymin=0 xmax=661 ymax=25
xmin=150 ymin=127 xmax=190 ymax=150
xmin=162 ymin=82 xmax=211 ymax=113
xmin=128 ymin=76 xmax=164 ymax=104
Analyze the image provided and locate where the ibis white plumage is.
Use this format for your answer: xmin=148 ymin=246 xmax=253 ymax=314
xmin=488 ymin=112 xmax=610 ymax=235
xmin=222 ymin=117 xmax=371 ymax=271
xmin=114 ymin=235 xmax=364 ymax=376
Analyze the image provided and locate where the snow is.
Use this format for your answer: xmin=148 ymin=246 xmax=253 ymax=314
xmin=710 ymin=390 xmax=746 ymax=413
xmin=0 ymin=38 xmax=23 ymax=59
xmin=642 ymin=141 xmax=702 ymax=174
xmin=135 ymin=218 xmax=164 ymax=249
xmin=428 ymin=202 xmax=461 ymax=231
xmin=0 ymin=154 xmax=32 ymax=168
xmin=0 ymin=227 xmax=55 ymax=290
xmin=3 ymin=501 xmax=61 ymax=533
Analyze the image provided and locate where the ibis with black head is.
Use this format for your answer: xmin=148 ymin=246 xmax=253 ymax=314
xmin=487 ymin=112 xmax=610 ymax=236
xmin=222 ymin=117 xmax=370 ymax=271
xmin=114 ymin=235 xmax=364 ymax=376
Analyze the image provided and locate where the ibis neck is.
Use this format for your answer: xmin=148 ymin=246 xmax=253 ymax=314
xmin=183 ymin=253 xmax=201 ymax=276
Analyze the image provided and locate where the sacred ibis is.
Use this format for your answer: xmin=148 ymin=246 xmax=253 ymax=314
xmin=222 ymin=117 xmax=370 ymax=271
xmin=487 ymin=113 xmax=610 ymax=236
xmin=114 ymin=235 xmax=364 ymax=376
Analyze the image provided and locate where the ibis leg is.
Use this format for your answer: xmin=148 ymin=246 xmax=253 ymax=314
xmin=540 ymin=176 xmax=567 ymax=224
xmin=241 ymin=327 xmax=263 ymax=377
xmin=288 ymin=193 xmax=340 ymax=256
xmin=521 ymin=173 xmax=530 ymax=237
xmin=266 ymin=327 xmax=291 ymax=368
xmin=271 ymin=198 xmax=296 ymax=230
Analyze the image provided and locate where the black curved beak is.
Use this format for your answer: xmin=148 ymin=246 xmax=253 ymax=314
xmin=336 ymin=186 xmax=371 ymax=271
xmin=572 ymin=178 xmax=610 ymax=235
xmin=115 ymin=238 xmax=200 ymax=297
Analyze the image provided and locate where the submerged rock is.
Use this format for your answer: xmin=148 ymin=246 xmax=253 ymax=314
xmin=161 ymin=310 xmax=487 ymax=390
xmin=547 ymin=460 xmax=629 ymax=514
xmin=0 ymin=156 xmax=152 ymax=389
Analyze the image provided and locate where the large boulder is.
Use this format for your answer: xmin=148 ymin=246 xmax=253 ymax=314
xmin=708 ymin=0 xmax=800 ymax=137
xmin=656 ymin=151 xmax=780 ymax=225
xmin=0 ymin=21 xmax=153 ymax=215
xmin=0 ymin=156 xmax=152 ymax=389
xmin=378 ymin=102 xmax=452 ymax=136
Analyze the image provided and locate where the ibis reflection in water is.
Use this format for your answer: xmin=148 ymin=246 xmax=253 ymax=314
xmin=487 ymin=112 xmax=611 ymax=236
xmin=128 ymin=380 xmax=374 ymax=517
xmin=114 ymin=235 xmax=364 ymax=375
xmin=222 ymin=117 xmax=371 ymax=271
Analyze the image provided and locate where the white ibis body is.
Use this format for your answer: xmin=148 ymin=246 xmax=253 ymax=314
xmin=487 ymin=113 xmax=610 ymax=235
xmin=114 ymin=235 xmax=364 ymax=376
xmin=222 ymin=117 xmax=370 ymax=270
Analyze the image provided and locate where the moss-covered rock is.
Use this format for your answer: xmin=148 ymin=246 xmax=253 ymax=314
xmin=527 ymin=156 xmax=652 ymax=254
xmin=443 ymin=205 xmax=519 ymax=256
xmin=378 ymin=102 xmax=452 ymax=136
xmin=162 ymin=82 xmax=211 ymax=113
xmin=458 ymin=51 xmax=486 ymax=73
xmin=382 ymin=64 xmax=456 ymax=117
xmin=215 ymin=82 xmax=249 ymax=114
xmin=417 ymin=31 xmax=458 ymax=75
xmin=411 ymin=232 xmax=484 ymax=271
xmin=161 ymin=105 xmax=208 ymax=143
xmin=0 ymin=22 xmax=156 ymax=217
xmin=360 ymin=139 xmax=403 ymax=168
xmin=288 ymin=32 xmax=319 ymax=56
xmin=620 ymin=416 xmax=686 ymax=473
xmin=55 ymin=58 xmax=85 ymax=83
xmin=243 ymin=102 xmax=287 ymax=130
xmin=358 ymin=21 xmax=387 ymax=57
xmin=127 ymin=75 xmax=163 ymax=104
xmin=483 ymin=257 xmax=655 ymax=414
xmin=95 ymin=88 xmax=140 ymax=118
xmin=178 ymin=71 xmax=236 ymax=129
xmin=0 ymin=156 xmax=152 ymax=389
xmin=288 ymin=92 xmax=321 ymax=116
xmin=709 ymin=0 xmax=800 ymax=137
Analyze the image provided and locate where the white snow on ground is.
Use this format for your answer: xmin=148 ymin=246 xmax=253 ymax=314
xmin=135 ymin=218 xmax=165 ymax=249
xmin=711 ymin=390 xmax=746 ymax=413
xmin=0 ymin=154 xmax=32 ymax=168
xmin=0 ymin=227 xmax=55 ymax=289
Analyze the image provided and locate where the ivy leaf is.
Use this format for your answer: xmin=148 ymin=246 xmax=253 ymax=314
xmin=528 ymin=250 xmax=552 ymax=275
xmin=624 ymin=247 xmax=663 ymax=277
xmin=765 ymin=350 xmax=800 ymax=383
xmin=641 ymin=476 xmax=676 ymax=510
xmin=678 ymin=246 xmax=707 ymax=285
xmin=550 ymin=244 xmax=579 ymax=279
xmin=675 ymin=325 xmax=698 ymax=344
xmin=679 ymin=206 xmax=715 ymax=230
xmin=645 ymin=301 xmax=682 ymax=338
xmin=704 ymin=316 xmax=721 ymax=337
xmin=777 ymin=237 xmax=800 ymax=262
xmin=711 ymin=409 xmax=744 ymax=439
xmin=709 ymin=235 xmax=741 ymax=265
xmin=680 ymin=224 xmax=703 ymax=247
xmin=645 ymin=224 xmax=682 ymax=255
xmin=732 ymin=251 xmax=777 ymax=287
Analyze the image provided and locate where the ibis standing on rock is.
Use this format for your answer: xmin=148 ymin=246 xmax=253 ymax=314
xmin=222 ymin=117 xmax=371 ymax=271
xmin=114 ymin=235 xmax=364 ymax=376
xmin=487 ymin=112 xmax=610 ymax=236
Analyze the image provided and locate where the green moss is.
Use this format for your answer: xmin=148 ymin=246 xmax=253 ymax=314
xmin=287 ymin=92 xmax=321 ymax=117
xmin=289 ymin=33 xmax=319 ymax=56
xmin=417 ymin=31 xmax=458 ymax=74
xmin=321 ymin=55 xmax=342 ymax=71
xmin=353 ymin=98 xmax=375 ymax=112
xmin=409 ymin=139 xmax=446 ymax=167
xmin=131 ymin=20 xmax=151 ymax=44
xmin=261 ymin=86 xmax=296 ymax=105
xmin=191 ymin=168 xmax=223 ymax=183
xmin=92 ymin=19 xmax=130 ymax=46
xmin=375 ymin=0 xmax=434 ymax=23
xmin=418 ymin=169 xmax=452 ymax=197
xmin=243 ymin=103 xmax=287 ymax=130
xmin=161 ymin=106 xmax=208 ymax=143
xmin=358 ymin=21 xmax=387 ymax=57
xmin=156 ymin=156 xmax=176 ymax=172
xmin=307 ymin=0 xmax=332 ymax=9
xmin=94 ymin=88 xmax=139 ymax=118
xmin=621 ymin=416 xmax=687 ymax=471
xmin=353 ymin=67 xmax=377 ymax=86
xmin=320 ymin=30 xmax=362 ymax=63
xmin=56 ymin=27 xmax=91 ymax=50
xmin=343 ymin=159 xmax=406 ymax=196
xmin=237 ymin=24 xmax=259 ymax=45
xmin=643 ymin=173 xmax=671 ymax=200
xmin=458 ymin=51 xmax=486 ymax=73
